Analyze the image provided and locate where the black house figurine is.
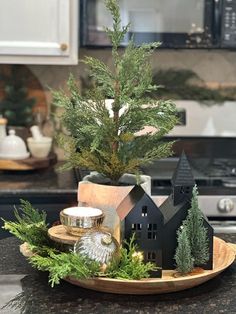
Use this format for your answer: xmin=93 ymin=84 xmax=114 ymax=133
xmin=116 ymin=151 xmax=213 ymax=275
xmin=116 ymin=185 xmax=164 ymax=277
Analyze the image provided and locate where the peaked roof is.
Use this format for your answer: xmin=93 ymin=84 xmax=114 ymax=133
xmin=159 ymin=195 xmax=184 ymax=224
xmin=171 ymin=151 xmax=195 ymax=186
xmin=116 ymin=185 xmax=157 ymax=221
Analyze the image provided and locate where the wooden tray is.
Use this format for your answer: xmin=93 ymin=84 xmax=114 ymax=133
xmin=0 ymin=153 xmax=57 ymax=170
xmin=48 ymin=225 xmax=79 ymax=245
xmin=65 ymin=237 xmax=236 ymax=295
xmin=47 ymin=225 xmax=112 ymax=246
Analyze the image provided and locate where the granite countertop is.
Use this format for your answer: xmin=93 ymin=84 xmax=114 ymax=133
xmin=0 ymin=234 xmax=236 ymax=314
xmin=0 ymin=163 xmax=78 ymax=196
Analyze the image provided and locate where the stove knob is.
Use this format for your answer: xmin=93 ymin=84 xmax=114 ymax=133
xmin=217 ymin=198 xmax=234 ymax=213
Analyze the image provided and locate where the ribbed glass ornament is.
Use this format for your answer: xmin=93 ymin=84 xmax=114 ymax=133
xmin=74 ymin=230 xmax=119 ymax=264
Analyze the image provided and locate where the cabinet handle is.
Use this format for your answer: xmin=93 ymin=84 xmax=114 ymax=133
xmin=60 ymin=43 xmax=68 ymax=51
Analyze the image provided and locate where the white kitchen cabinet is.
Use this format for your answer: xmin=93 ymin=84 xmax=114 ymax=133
xmin=0 ymin=0 xmax=78 ymax=65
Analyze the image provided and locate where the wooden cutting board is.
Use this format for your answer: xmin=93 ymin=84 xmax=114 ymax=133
xmin=0 ymin=153 xmax=57 ymax=170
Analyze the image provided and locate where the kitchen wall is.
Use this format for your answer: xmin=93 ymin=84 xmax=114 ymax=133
xmin=28 ymin=49 xmax=236 ymax=100
xmin=26 ymin=48 xmax=236 ymax=158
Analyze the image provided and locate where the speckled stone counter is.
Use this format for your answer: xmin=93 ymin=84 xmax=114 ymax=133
xmin=0 ymin=164 xmax=78 ymax=239
xmin=0 ymin=234 xmax=236 ymax=314
xmin=0 ymin=164 xmax=78 ymax=196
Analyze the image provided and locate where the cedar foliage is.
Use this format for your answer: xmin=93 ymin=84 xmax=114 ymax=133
xmin=105 ymin=233 xmax=157 ymax=279
xmin=174 ymin=226 xmax=194 ymax=274
xmin=185 ymin=185 xmax=209 ymax=266
xmin=29 ymin=250 xmax=100 ymax=287
xmin=2 ymin=200 xmax=49 ymax=248
xmin=53 ymin=0 xmax=177 ymax=185
xmin=2 ymin=200 xmax=156 ymax=285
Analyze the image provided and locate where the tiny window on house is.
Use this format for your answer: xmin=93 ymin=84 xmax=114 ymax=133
xmin=180 ymin=186 xmax=191 ymax=194
xmin=131 ymin=223 xmax=142 ymax=239
xmin=146 ymin=251 xmax=157 ymax=262
xmin=147 ymin=224 xmax=157 ymax=230
xmin=142 ymin=206 xmax=148 ymax=217
xmin=132 ymin=223 xmax=142 ymax=230
xmin=147 ymin=224 xmax=157 ymax=239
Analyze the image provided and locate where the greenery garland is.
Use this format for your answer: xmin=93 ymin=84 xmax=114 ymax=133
xmin=2 ymin=200 xmax=157 ymax=287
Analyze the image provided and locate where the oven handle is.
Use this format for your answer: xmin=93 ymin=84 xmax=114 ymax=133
xmin=212 ymin=224 xmax=236 ymax=234
xmin=213 ymin=0 xmax=222 ymax=45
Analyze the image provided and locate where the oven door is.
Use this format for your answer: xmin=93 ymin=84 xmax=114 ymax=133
xmin=80 ymin=0 xmax=215 ymax=48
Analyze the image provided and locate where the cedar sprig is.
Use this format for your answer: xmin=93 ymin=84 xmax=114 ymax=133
xmin=105 ymin=233 xmax=157 ymax=280
xmin=29 ymin=249 xmax=100 ymax=287
xmin=2 ymin=200 xmax=158 ymax=284
xmin=2 ymin=200 xmax=49 ymax=247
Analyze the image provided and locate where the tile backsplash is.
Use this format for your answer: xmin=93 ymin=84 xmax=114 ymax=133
xmin=12 ymin=49 xmax=236 ymax=160
xmin=28 ymin=49 xmax=236 ymax=94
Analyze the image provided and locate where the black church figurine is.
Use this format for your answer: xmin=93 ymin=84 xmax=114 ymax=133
xmin=116 ymin=151 xmax=214 ymax=277
xmin=171 ymin=151 xmax=195 ymax=206
xmin=117 ymin=185 xmax=164 ymax=277
xmin=160 ymin=152 xmax=213 ymax=270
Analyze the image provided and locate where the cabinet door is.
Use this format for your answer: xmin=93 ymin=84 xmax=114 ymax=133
xmin=0 ymin=0 xmax=78 ymax=64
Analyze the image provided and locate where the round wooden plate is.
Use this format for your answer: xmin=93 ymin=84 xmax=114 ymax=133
xmin=65 ymin=237 xmax=236 ymax=295
xmin=0 ymin=153 xmax=57 ymax=171
xmin=48 ymin=225 xmax=79 ymax=245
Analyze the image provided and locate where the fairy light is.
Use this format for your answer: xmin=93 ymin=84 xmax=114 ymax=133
xmin=132 ymin=251 xmax=144 ymax=262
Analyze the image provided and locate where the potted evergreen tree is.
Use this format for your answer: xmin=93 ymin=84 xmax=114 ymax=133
xmin=53 ymin=0 xmax=177 ymax=240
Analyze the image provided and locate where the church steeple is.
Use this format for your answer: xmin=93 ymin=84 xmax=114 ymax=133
xmin=171 ymin=151 xmax=195 ymax=206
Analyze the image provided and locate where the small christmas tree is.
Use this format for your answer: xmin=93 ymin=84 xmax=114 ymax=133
xmin=185 ymin=185 xmax=209 ymax=266
xmin=0 ymin=65 xmax=35 ymax=126
xmin=174 ymin=226 xmax=194 ymax=274
xmin=54 ymin=0 xmax=177 ymax=185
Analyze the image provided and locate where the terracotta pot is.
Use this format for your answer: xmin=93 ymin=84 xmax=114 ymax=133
xmin=78 ymin=173 xmax=151 ymax=242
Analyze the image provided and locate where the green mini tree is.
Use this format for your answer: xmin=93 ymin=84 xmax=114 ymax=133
xmin=54 ymin=0 xmax=177 ymax=185
xmin=185 ymin=185 xmax=209 ymax=266
xmin=174 ymin=226 xmax=194 ymax=274
xmin=0 ymin=66 xmax=35 ymax=126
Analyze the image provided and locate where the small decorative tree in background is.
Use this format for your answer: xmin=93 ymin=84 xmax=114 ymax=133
xmin=53 ymin=0 xmax=177 ymax=185
xmin=0 ymin=65 xmax=35 ymax=126
xmin=185 ymin=185 xmax=209 ymax=266
xmin=174 ymin=225 xmax=194 ymax=274
xmin=175 ymin=185 xmax=210 ymax=274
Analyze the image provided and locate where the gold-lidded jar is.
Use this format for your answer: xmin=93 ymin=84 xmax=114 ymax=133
xmin=60 ymin=206 xmax=105 ymax=236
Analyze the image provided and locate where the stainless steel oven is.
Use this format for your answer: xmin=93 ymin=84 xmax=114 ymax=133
xmin=141 ymin=101 xmax=236 ymax=233
xmin=80 ymin=0 xmax=236 ymax=49
xmin=148 ymin=157 xmax=236 ymax=233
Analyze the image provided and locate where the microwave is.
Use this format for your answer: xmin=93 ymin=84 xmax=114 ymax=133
xmin=80 ymin=0 xmax=236 ymax=49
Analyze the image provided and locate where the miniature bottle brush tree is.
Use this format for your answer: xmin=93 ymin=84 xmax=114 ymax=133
xmin=53 ymin=0 xmax=178 ymax=185
xmin=175 ymin=185 xmax=210 ymax=274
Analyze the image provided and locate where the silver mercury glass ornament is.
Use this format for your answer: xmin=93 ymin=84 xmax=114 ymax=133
xmin=74 ymin=229 xmax=120 ymax=265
